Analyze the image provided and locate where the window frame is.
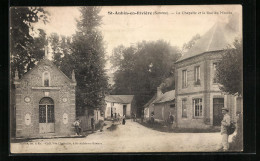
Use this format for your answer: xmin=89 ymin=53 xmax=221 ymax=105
xmin=42 ymin=71 xmax=51 ymax=87
xmin=193 ymin=98 xmax=203 ymax=118
xmin=181 ymin=98 xmax=187 ymax=118
xmin=213 ymin=62 xmax=219 ymax=84
xmin=182 ymin=69 xmax=187 ymax=88
xmin=170 ymin=104 xmax=175 ymax=108
xmin=194 ymin=66 xmax=201 ymax=85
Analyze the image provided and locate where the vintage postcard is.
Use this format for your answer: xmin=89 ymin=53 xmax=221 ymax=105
xmin=10 ymin=5 xmax=243 ymax=153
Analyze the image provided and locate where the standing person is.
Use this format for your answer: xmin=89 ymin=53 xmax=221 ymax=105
xmin=91 ymin=117 xmax=95 ymax=133
xmin=99 ymin=112 xmax=105 ymax=132
xmin=122 ymin=115 xmax=126 ymax=125
xmin=73 ymin=118 xmax=81 ymax=135
xmin=151 ymin=113 xmax=155 ymax=124
xmin=168 ymin=112 xmax=174 ymax=130
xmin=220 ymin=107 xmax=231 ymax=151
xmin=131 ymin=112 xmax=134 ymax=122
xmin=117 ymin=113 xmax=121 ymax=124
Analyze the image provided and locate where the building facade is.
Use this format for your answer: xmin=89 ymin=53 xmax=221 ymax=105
xmin=174 ymin=21 xmax=242 ymax=128
xmin=13 ymin=58 xmax=77 ymax=138
xmin=152 ymin=90 xmax=176 ymax=123
xmin=143 ymin=94 xmax=157 ymax=121
xmin=104 ymin=95 xmax=135 ymax=119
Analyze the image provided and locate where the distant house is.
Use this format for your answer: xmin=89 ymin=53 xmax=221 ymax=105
xmin=153 ymin=89 xmax=176 ymax=123
xmin=174 ymin=19 xmax=242 ymax=128
xmin=104 ymin=95 xmax=136 ymax=119
xmin=143 ymin=94 xmax=157 ymax=121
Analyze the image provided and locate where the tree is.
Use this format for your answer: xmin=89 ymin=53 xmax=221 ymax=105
xmin=216 ymin=38 xmax=243 ymax=151
xmin=181 ymin=34 xmax=200 ymax=54
xmin=62 ymin=7 xmax=108 ymax=115
xmin=216 ymin=39 xmax=243 ymax=96
xmin=10 ymin=7 xmax=49 ymax=78
xmin=9 ymin=7 xmax=49 ymax=138
xmin=111 ymin=40 xmax=181 ymax=115
xmin=49 ymin=33 xmax=72 ymax=69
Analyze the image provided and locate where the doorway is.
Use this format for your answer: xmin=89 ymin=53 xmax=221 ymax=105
xmin=213 ymin=98 xmax=224 ymax=126
xmin=123 ymin=105 xmax=127 ymax=116
xmin=39 ymin=97 xmax=55 ymax=133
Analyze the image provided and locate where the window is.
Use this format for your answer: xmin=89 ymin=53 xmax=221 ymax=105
xmin=182 ymin=99 xmax=187 ymax=118
xmin=194 ymin=66 xmax=200 ymax=85
xmin=43 ymin=72 xmax=50 ymax=87
xmin=193 ymin=98 xmax=203 ymax=117
xmin=182 ymin=70 xmax=187 ymax=88
xmin=170 ymin=104 xmax=175 ymax=108
xmin=213 ymin=63 xmax=219 ymax=83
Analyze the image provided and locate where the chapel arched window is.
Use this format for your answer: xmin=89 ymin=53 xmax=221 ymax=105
xmin=43 ymin=72 xmax=50 ymax=87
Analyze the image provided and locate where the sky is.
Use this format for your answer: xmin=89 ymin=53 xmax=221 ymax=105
xmin=33 ymin=5 xmax=242 ymax=83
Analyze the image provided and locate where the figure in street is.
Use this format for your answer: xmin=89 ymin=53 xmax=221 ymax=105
xmin=150 ymin=112 xmax=155 ymax=124
xmin=117 ymin=113 xmax=121 ymax=124
xmin=99 ymin=112 xmax=105 ymax=132
xmin=91 ymin=117 xmax=95 ymax=133
xmin=220 ymin=107 xmax=231 ymax=151
xmin=134 ymin=113 xmax=137 ymax=122
xmin=73 ymin=118 xmax=81 ymax=135
xmin=168 ymin=112 xmax=174 ymax=130
xmin=122 ymin=115 xmax=126 ymax=125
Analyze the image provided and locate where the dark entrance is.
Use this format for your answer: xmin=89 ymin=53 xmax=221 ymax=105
xmin=213 ymin=98 xmax=224 ymax=126
xmin=123 ymin=105 xmax=127 ymax=116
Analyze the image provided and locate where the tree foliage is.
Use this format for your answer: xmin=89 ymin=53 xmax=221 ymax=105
xmin=10 ymin=7 xmax=49 ymax=78
xmin=110 ymin=40 xmax=181 ymax=112
xmin=53 ymin=7 xmax=108 ymax=115
xmin=49 ymin=33 xmax=72 ymax=69
xmin=216 ymin=39 xmax=243 ymax=96
xmin=181 ymin=34 xmax=200 ymax=53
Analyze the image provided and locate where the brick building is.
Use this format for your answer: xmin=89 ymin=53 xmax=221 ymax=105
xmin=13 ymin=56 xmax=77 ymax=138
xmin=174 ymin=20 xmax=242 ymax=128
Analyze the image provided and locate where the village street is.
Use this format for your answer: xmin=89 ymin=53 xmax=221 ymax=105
xmin=11 ymin=120 xmax=233 ymax=153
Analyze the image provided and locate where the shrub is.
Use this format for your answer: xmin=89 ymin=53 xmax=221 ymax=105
xmin=229 ymin=114 xmax=243 ymax=151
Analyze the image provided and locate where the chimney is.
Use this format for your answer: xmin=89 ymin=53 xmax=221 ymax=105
xmin=72 ymin=70 xmax=76 ymax=82
xmin=157 ymin=87 xmax=162 ymax=97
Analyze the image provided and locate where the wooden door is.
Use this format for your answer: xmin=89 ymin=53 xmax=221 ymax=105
xmin=213 ymin=98 xmax=224 ymax=126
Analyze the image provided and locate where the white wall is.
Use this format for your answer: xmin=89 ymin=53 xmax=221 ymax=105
xmin=104 ymin=101 xmax=131 ymax=118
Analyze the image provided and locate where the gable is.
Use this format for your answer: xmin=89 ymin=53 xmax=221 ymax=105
xmin=19 ymin=58 xmax=74 ymax=87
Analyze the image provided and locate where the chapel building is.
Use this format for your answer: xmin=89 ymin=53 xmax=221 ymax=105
xmin=13 ymin=53 xmax=77 ymax=138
